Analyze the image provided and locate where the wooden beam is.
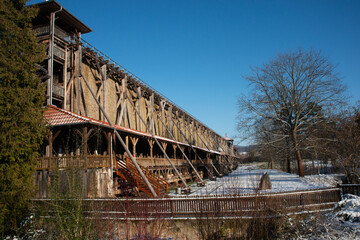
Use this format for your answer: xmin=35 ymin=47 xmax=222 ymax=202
xmin=76 ymin=44 xmax=82 ymax=114
xmin=80 ymin=73 xmax=158 ymax=197
xmin=130 ymin=136 xmax=139 ymax=157
xmin=148 ymin=139 xmax=154 ymax=158
xmin=126 ymin=97 xmax=188 ymax=187
xmin=101 ymin=64 xmax=107 ymax=120
xmin=52 ymin=129 xmax=61 ymax=142
xmin=63 ymin=46 xmax=68 ymax=110
xmin=83 ymin=125 xmax=88 ymax=167
xmin=154 ymin=109 xmax=203 ymax=182
xmin=166 ymin=110 xmax=219 ymax=177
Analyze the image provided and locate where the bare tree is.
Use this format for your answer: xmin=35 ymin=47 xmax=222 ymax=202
xmin=238 ymin=49 xmax=345 ymax=177
xmin=330 ymin=106 xmax=360 ymax=183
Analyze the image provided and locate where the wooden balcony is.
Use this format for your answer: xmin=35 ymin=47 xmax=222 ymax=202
xmin=53 ymin=83 xmax=64 ymax=98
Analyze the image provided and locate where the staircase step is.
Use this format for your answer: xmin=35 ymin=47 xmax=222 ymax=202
xmin=115 ymin=156 xmax=168 ymax=197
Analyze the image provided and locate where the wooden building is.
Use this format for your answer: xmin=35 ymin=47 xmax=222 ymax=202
xmin=32 ymin=0 xmax=240 ymax=198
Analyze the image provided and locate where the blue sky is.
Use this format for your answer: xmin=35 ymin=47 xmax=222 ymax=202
xmin=30 ymin=0 xmax=360 ymax=144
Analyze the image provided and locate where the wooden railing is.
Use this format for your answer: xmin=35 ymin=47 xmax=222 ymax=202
xmin=53 ymin=83 xmax=65 ymax=97
xmin=338 ymin=184 xmax=360 ymax=196
xmin=36 ymin=155 xmax=111 ymax=170
xmin=34 ymin=188 xmax=341 ymax=220
xmin=116 ymin=156 xmax=168 ymax=197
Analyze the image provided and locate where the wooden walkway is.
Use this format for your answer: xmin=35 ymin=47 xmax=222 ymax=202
xmin=34 ymin=188 xmax=340 ymax=220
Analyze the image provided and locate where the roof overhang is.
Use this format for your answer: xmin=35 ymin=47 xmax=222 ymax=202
xmin=31 ymin=0 xmax=92 ymax=34
xmin=44 ymin=105 xmax=224 ymax=156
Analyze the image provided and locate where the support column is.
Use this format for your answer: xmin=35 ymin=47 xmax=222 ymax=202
xmin=102 ymin=64 xmax=107 ymax=119
xmin=47 ymin=129 xmax=61 ymax=168
xmin=161 ymin=142 xmax=168 ymax=158
xmin=112 ymin=132 xmax=116 ymax=166
xmin=180 ymin=146 xmax=185 ymax=160
xmin=63 ymin=46 xmax=68 ymax=109
xmin=130 ymin=136 xmax=139 ymax=157
xmin=148 ymin=139 xmax=154 ymax=158
xmin=47 ymin=131 xmax=53 ymax=158
xmin=125 ymin=136 xmax=129 ymax=152
xmin=150 ymin=94 xmax=155 ymax=133
xmin=83 ymin=126 xmax=88 ymax=168
xmin=75 ymin=42 xmax=81 ymax=114
xmin=172 ymin=144 xmax=177 ymax=159
xmin=169 ymin=105 xmax=173 ymax=136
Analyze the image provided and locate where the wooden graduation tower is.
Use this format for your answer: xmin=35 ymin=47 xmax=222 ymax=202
xmin=32 ymin=0 xmax=240 ymax=198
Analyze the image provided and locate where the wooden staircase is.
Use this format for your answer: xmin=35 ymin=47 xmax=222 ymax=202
xmin=115 ymin=156 xmax=168 ymax=197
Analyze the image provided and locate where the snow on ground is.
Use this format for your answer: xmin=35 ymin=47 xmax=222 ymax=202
xmin=301 ymin=194 xmax=360 ymax=240
xmin=178 ymin=164 xmax=342 ymax=196
xmin=170 ymin=165 xmax=360 ymax=238
xmin=335 ymin=194 xmax=360 ymax=223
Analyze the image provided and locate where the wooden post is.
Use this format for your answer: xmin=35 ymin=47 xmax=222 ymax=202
xmin=63 ymin=46 xmax=68 ymax=110
xmin=48 ymin=131 xmax=53 ymax=169
xmin=169 ymin=105 xmax=173 ymax=136
xmin=70 ymin=54 xmax=74 ymax=112
xmin=125 ymin=136 xmax=129 ymax=151
xmin=112 ymin=132 xmax=116 ymax=167
xmin=180 ymin=146 xmax=185 ymax=160
xmin=83 ymin=126 xmax=88 ymax=168
xmin=107 ymin=132 xmax=111 ymax=158
xmin=172 ymin=144 xmax=177 ymax=159
xmin=150 ymin=94 xmax=155 ymax=133
xmin=121 ymin=77 xmax=128 ymax=127
xmin=137 ymin=86 xmax=144 ymax=132
xmin=75 ymin=45 xmax=80 ymax=114
xmin=148 ymin=139 xmax=154 ymax=158
xmin=161 ymin=142 xmax=168 ymax=158
xmin=130 ymin=136 xmax=139 ymax=157
xmin=48 ymin=129 xmax=61 ymax=169
xmin=101 ymin=130 xmax=112 ymax=167
xmin=160 ymin=100 xmax=166 ymax=136
xmin=102 ymin=64 xmax=107 ymax=120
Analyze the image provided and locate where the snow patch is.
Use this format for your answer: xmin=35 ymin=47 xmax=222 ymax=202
xmin=185 ymin=166 xmax=339 ymax=196
xmin=335 ymin=194 xmax=360 ymax=223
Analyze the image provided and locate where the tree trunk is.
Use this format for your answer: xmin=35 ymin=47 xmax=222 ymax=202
xmin=292 ymin=130 xmax=304 ymax=177
xmin=285 ymin=138 xmax=291 ymax=173
xmin=286 ymin=153 xmax=291 ymax=173
xmin=269 ymin=153 xmax=274 ymax=169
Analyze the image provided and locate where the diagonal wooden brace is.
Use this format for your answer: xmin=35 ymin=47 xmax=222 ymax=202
xmin=80 ymin=73 xmax=158 ymax=197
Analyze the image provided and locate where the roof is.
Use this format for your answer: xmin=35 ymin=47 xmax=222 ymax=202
xmin=45 ymin=105 xmax=89 ymax=125
xmin=31 ymin=0 xmax=92 ymax=34
xmin=224 ymin=134 xmax=233 ymax=141
xmin=44 ymin=105 xmax=112 ymax=127
xmin=44 ymin=105 xmax=223 ymax=155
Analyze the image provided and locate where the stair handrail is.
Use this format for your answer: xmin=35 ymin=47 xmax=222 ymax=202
xmin=116 ymin=156 xmax=168 ymax=195
xmin=124 ymin=156 xmax=168 ymax=192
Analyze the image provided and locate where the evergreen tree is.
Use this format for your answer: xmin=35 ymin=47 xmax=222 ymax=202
xmin=0 ymin=0 xmax=46 ymax=236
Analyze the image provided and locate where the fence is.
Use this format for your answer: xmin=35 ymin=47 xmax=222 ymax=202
xmin=338 ymin=184 xmax=360 ymax=196
xmin=36 ymin=155 xmax=111 ymax=170
xmin=34 ymin=188 xmax=340 ymax=220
